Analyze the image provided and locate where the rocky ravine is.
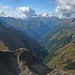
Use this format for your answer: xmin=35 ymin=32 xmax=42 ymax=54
xmin=0 ymin=48 xmax=53 ymax=75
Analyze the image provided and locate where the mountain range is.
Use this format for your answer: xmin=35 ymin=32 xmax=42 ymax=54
xmin=0 ymin=19 xmax=54 ymax=75
xmin=0 ymin=17 xmax=51 ymax=40
xmin=0 ymin=17 xmax=63 ymax=41
xmin=0 ymin=16 xmax=75 ymax=75
xmin=0 ymin=19 xmax=49 ymax=58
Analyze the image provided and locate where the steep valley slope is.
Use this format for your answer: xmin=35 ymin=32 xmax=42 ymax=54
xmin=0 ymin=19 xmax=54 ymax=75
xmin=41 ymin=18 xmax=75 ymax=74
xmin=0 ymin=19 xmax=48 ymax=58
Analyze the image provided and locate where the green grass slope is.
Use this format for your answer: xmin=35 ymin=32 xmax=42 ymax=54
xmin=47 ymin=41 xmax=75 ymax=73
xmin=42 ymin=18 xmax=75 ymax=64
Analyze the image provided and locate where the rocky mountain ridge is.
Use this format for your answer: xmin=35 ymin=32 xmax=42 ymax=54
xmin=0 ymin=20 xmax=48 ymax=58
xmin=0 ymin=48 xmax=54 ymax=75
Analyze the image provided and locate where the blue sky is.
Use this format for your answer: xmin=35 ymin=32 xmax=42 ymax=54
xmin=0 ymin=0 xmax=74 ymax=18
xmin=0 ymin=0 xmax=56 ymax=12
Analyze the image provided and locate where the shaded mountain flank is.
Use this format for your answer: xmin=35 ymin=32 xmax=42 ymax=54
xmin=0 ymin=20 xmax=48 ymax=58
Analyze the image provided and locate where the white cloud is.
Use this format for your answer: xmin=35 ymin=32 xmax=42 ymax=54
xmin=40 ymin=11 xmax=48 ymax=17
xmin=3 ymin=6 xmax=10 ymax=10
xmin=16 ymin=6 xmax=37 ymax=18
xmin=0 ymin=10 xmax=5 ymax=16
xmin=0 ymin=5 xmax=37 ymax=19
xmin=58 ymin=14 xmax=66 ymax=19
xmin=0 ymin=3 xmax=10 ymax=10
xmin=49 ymin=12 xmax=54 ymax=17
xmin=55 ymin=6 xmax=60 ymax=12
xmin=0 ymin=12 xmax=24 ymax=19
xmin=56 ymin=0 xmax=75 ymax=18
xmin=39 ymin=11 xmax=54 ymax=17
xmin=6 ymin=13 xmax=26 ymax=19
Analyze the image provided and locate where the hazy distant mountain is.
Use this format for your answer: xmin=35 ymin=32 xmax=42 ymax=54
xmin=38 ymin=17 xmax=63 ymax=28
xmin=0 ymin=17 xmax=64 ymax=41
xmin=0 ymin=17 xmax=51 ymax=41
xmin=23 ymin=17 xmax=64 ymax=28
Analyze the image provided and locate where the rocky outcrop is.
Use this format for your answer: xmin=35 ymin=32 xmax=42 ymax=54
xmin=15 ymin=48 xmax=53 ymax=75
xmin=0 ymin=48 xmax=53 ymax=75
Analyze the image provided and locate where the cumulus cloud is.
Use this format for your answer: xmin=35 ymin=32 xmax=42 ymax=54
xmin=58 ymin=14 xmax=66 ymax=19
xmin=48 ymin=12 xmax=54 ymax=17
xmin=16 ymin=6 xmax=37 ymax=18
xmin=55 ymin=0 xmax=75 ymax=18
xmin=39 ymin=11 xmax=54 ymax=17
xmin=40 ymin=11 xmax=48 ymax=17
xmin=0 ymin=10 xmax=5 ymax=16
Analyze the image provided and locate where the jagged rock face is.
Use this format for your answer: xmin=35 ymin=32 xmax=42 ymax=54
xmin=15 ymin=48 xmax=53 ymax=75
xmin=0 ymin=49 xmax=53 ymax=75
